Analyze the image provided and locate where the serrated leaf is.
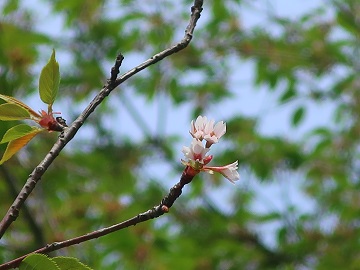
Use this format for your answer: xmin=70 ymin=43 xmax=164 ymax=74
xmin=19 ymin=254 xmax=60 ymax=270
xmin=291 ymin=106 xmax=305 ymax=127
xmin=53 ymin=257 xmax=94 ymax=270
xmin=0 ymin=124 xmax=42 ymax=144
xmin=0 ymin=127 xmax=43 ymax=164
xmin=0 ymin=94 xmax=41 ymax=119
xmin=39 ymin=49 xmax=60 ymax=105
xmin=0 ymin=103 xmax=31 ymax=120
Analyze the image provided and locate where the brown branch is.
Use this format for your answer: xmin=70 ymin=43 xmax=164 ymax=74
xmin=0 ymin=169 xmax=194 ymax=269
xmin=0 ymin=166 xmax=46 ymax=247
xmin=0 ymin=0 xmax=204 ymax=239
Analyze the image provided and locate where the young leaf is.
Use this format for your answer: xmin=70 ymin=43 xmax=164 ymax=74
xmin=53 ymin=257 xmax=94 ymax=270
xmin=0 ymin=127 xmax=43 ymax=164
xmin=39 ymin=49 xmax=60 ymax=105
xmin=0 ymin=103 xmax=31 ymax=120
xmin=0 ymin=94 xmax=42 ymax=119
xmin=0 ymin=124 xmax=42 ymax=144
xmin=19 ymin=254 xmax=60 ymax=270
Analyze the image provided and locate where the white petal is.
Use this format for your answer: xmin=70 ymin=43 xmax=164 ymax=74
xmin=213 ymin=121 xmax=226 ymax=138
xmin=182 ymin=146 xmax=191 ymax=157
xmin=204 ymin=119 xmax=214 ymax=134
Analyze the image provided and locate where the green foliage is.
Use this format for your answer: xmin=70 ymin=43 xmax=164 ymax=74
xmin=20 ymin=254 xmax=60 ymax=270
xmin=291 ymin=106 xmax=305 ymax=127
xmin=52 ymin=257 xmax=93 ymax=270
xmin=0 ymin=103 xmax=30 ymax=120
xmin=19 ymin=254 xmax=93 ymax=270
xmin=0 ymin=125 xmax=43 ymax=165
xmin=0 ymin=51 xmax=62 ymax=164
xmin=39 ymin=49 xmax=60 ymax=106
xmin=0 ymin=124 xmax=42 ymax=144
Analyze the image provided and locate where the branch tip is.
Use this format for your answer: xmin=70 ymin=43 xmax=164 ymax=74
xmin=109 ymin=53 xmax=125 ymax=83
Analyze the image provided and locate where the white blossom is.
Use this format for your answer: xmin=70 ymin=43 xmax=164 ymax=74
xmin=182 ymin=138 xmax=210 ymax=163
xmin=190 ymin=115 xmax=226 ymax=144
xmin=203 ymin=120 xmax=226 ymax=144
xmin=183 ymin=116 xmax=239 ymax=184
xmin=203 ymin=161 xmax=240 ymax=184
xmin=190 ymin=115 xmax=208 ymax=140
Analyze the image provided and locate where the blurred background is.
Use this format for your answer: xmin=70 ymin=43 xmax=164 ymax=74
xmin=1 ymin=0 xmax=359 ymax=269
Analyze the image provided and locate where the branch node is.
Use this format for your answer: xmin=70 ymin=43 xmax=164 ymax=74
xmin=161 ymin=205 xmax=169 ymax=213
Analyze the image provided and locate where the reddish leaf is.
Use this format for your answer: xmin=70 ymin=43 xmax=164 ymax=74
xmin=0 ymin=124 xmax=42 ymax=144
xmin=0 ymin=127 xmax=43 ymax=165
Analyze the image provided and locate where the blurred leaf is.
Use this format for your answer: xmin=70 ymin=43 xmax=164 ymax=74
xmin=2 ymin=0 xmax=19 ymax=14
xmin=39 ymin=49 xmax=60 ymax=106
xmin=336 ymin=6 xmax=360 ymax=36
xmin=291 ymin=106 xmax=305 ymax=127
xmin=279 ymin=80 xmax=296 ymax=103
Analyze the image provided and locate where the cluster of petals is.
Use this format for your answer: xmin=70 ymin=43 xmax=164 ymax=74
xmin=183 ymin=116 xmax=239 ymax=184
xmin=190 ymin=116 xmax=226 ymax=145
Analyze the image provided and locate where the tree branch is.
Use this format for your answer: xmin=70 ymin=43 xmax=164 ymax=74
xmin=0 ymin=0 xmax=204 ymax=239
xmin=0 ymin=169 xmax=194 ymax=269
xmin=0 ymin=166 xmax=46 ymax=247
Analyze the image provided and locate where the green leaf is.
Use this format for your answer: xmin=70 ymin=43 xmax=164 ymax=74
xmin=53 ymin=257 xmax=94 ymax=270
xmin=0 ymin=126 xmax=43 ymax=164
xmin=0 ymin=94 xmax=41 ymax=119
xmin=19 ymin=254 xmax=60 ymax=270
xmin=39 ymin=49 xmax=60 ymax=105
xmin=0 ymin=103 xmax=31 ymax=120
xmin=291 ymin=106 xmax=305 ymax=127
xmin=0 ymin=124 xmax=42 ymax=144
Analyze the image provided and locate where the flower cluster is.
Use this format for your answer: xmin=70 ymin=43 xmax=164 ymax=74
xmin=182 ymin=116 xmax=239 ymax=183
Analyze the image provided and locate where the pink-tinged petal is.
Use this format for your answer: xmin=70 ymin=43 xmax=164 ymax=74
xmin=190 ymin=116 xmax=208 ymax=140
xmin=183 ymin=139 xmax=210 ymax=164
xmin=191 ymin=139 xmax=210 ymax=161
xmin=213 ymin=121 xmax=226 ymax=138
xmin=203 ymin=161 xmax=240 ymax=183
xmin=203 ymin=134 xmax=219 ymax=144
xmin=190 ymin=120 xmax=196 ymax=135
xmin=192 ymin=139 xmax=204 ymax=154
xmin=204 ymin=119 xmax=214 ymax=134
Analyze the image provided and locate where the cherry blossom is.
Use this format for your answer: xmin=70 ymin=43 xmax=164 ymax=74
xmin=183 ymin=116 xmax=239 ymax=184
xmin=190 ymin=115 xmax=208 ymax=140
xmin=190 ymin=115 xmax=226 ymax=145
xmin=203 ymin=120 xmax=226 ymax=145
xmin=182 ymin=138 xmax=212 ymax=170
xmin=203 ymin=161 xmax=240 ymax=184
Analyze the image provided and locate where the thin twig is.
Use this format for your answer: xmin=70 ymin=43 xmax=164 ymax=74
xmin=0 ymin=0 xmax=203 ymax=239
xmin=0 ymin=169 xmax=194 ymax=269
